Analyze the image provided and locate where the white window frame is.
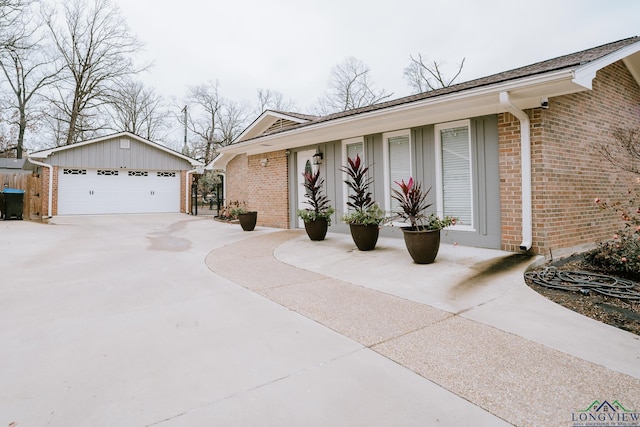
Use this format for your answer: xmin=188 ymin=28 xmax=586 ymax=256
xmin=382 ymin=129 xmax=412 ymax=213
xmin=435 ymin=120 xmax=475 ymax=231
xmin=341 ymin=137 xmax=365 ymax=213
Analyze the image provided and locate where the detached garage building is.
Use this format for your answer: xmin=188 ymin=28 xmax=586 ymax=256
xmin=28 ymin=132 xmax=203 ymax=217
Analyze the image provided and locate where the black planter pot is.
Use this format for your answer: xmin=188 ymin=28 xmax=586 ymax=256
xmin=349 ymin=223 xmax=380 ymax=251
xmin=303 ymin=218 xmax=328 ymax=241
xmin=401 ymin=227 xmax=441 ymax=264
xmin=238 ymin=211 xmax=257 ymax=231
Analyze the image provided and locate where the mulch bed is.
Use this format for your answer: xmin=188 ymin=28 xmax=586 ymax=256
xmin=525 ymin=254 xmax=640 ymax=336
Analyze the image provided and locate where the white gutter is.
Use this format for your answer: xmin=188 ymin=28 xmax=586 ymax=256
xmin=26 ymin=158 xmax=53 ymax=218
xmin=221 ymin=69 xmax=577 ymax=155
xmin=499 ymin=91 xmax=532 ymax=251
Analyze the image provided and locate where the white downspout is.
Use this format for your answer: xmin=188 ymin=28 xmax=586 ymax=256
xmin=26 ymin=158 xmax=53 ymax=218
xmin=499 ymin=91 xmax=532 ymax=251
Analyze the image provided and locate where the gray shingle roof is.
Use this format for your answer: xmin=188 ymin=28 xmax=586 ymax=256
xmin=0 ymin=158 xmax=27 ymax=170
xmin=239 ymin=36 xmax=640 ymax=142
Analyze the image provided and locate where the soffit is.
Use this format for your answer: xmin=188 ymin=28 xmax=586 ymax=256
xmin=623 ymin=51 xmax=640 ymax=86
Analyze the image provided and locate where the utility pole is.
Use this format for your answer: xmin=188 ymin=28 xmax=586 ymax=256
xmin=181 ymin=105 xmax=189 ymax=155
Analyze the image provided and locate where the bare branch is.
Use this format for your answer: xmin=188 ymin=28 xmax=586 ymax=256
xmin=313 ymin=56 xmax=392 ymax=115
xmin=255 ymin=88 xmax=296 ymax=115
xmin=598 ymin=127 xmax=640 ymax=175
xmin=403 ymin=54 xmax=466 ymax=94
xmin=105 ymin=78 xmax=168 ymax=140
xmin=0 ymin=0 xmax=29 ymax=52
xmin=180 ymin=81 xmax=250 ymax=163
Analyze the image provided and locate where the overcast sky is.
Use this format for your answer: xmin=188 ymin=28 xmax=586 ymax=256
xmin=112 ymin=0 xmax=639 ymax=115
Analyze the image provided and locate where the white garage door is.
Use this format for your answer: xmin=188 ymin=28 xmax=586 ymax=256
xmin=58 ymin=168 xmax=181 ymax=215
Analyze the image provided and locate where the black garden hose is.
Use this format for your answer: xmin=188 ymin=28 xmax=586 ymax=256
xmin=525 ymin=267 xmax=640 ymax=301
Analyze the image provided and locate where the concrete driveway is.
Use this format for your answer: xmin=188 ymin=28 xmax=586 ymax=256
xmin=0 ymin=215 xmax=509 ymax=426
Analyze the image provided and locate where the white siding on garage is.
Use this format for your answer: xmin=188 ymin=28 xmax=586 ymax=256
xmin=58 ymin=169 xmax=180 ymax=215
xmin=48 ymin=136 xmax=192 ymax=170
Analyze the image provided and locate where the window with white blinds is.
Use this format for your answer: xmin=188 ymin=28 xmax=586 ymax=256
xmin=440 ymin=125 xmax=472 ymax=226
xmin=388 ymin=135 xmax=411 ymax=212
xmin=346 ymin=142 xmax=362 ymax=161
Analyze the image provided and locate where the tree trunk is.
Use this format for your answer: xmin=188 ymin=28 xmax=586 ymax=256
xmin=16 ymin=109 xmax=26 ymax=159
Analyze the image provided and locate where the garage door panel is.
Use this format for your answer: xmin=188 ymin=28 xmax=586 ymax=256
xmin=58 ymin=169 xmax=180 ymax=215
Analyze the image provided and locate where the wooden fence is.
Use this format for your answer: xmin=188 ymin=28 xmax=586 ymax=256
xmin=0 ymin=173 xmax=42 ymax=220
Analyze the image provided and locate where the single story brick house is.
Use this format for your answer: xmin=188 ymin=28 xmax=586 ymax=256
xmin=28 ymin=132 xmax=204 ymax=216
xmin=210 ymin=37 xmax=640 ymax=257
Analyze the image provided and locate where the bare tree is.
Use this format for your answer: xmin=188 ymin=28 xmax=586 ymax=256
xmin=313 ymin=56 xmax=392 ymax=115
xmin=39 ymin=104 xmax=67 ymax=147
xmin=255 ymin=88 xmax=296 ymax=114
xmin=182 ymin=81 xmax=222 ymax=164
xmin=44 ymin=0 xmax=144 ymax=145
xmin=403 ymin=54 xmax=465 ymax=94
xmin=107 ymin=78 xmax=168 ymax=140
xmin=0 ymin=7 xmax=62 ymax=158
xmin=218 ymin=99 xmax=248 ymax=146
xmin=180 ymin=81 xmax=249 ymax=163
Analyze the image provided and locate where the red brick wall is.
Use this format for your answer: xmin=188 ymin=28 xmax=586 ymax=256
xmin=499 ymin=60 xmax=640 ymax=256
xmin=51 ymin=166 xmax=58 ymax=216
xmin=39 ymin=166 xmax=50 ymax=217
xmin=180 ymin=171 xmax=187 ymax=213
xmin=226 ymin=154 xmax=249 ymax=206
xmin=226 ymin=150 xmax=290 ymax=228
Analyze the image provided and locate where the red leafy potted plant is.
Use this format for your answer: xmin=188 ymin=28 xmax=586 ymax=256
xmin=340 ymin=154 xmax=385 ymax=251
xmin=297 ymin=169 xmax=335 ymax=241
xmin=391 ymin=177 xmax=457 ymax=264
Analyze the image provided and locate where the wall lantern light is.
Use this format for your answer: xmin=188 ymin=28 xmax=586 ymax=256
xmin=312 ymin=148 xmax=323 ymax=165
xmin=260 ymin=158 xmax=268 ymax=167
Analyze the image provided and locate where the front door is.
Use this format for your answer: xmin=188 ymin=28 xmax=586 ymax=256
xmin=296 ymin=149 xmax=316 ymax=228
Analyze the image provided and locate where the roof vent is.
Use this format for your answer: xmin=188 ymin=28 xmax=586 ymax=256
xmin=120 ymin=138 xmax=130 ymax=149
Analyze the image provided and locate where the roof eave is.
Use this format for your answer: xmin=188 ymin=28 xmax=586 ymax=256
xmin=28 ymin=131 xmax=204 ymax=167
xmin=574 ymin=40 xmax=640 ymax=89
xmin=205 ymin=152 xmax=234 ymax=170
xmin=234 ymin=110 xmax=312 ymax=142
xmin=219 ymin=69 xmax=582 ymax=157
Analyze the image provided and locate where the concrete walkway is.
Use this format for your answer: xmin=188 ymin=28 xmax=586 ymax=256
xmin=0 ymin=215 xmax=506 ymax=426
xmin=207 ymin=227 xmax=640 ymax=427
xmin=1 ymin=215 xmax=639 ymax=426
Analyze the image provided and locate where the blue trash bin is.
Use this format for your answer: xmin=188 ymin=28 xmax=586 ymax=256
xmin=1 ymin=188 xmax=25 ymax=220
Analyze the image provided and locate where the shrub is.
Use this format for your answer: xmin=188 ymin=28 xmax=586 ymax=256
xmin=587 ymin=181 xmax=640 ymax=280
xmin=219 ymin=200 xmax=247 ymax=220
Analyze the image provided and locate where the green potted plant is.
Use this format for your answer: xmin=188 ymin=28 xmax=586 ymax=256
xmin=340 ymin=154 xmax=386 ymax=251
xmin=230 ymin=201 xmax=257 ymax=231
xmin=391 ymin=177 xmax=457 ymax=264
xmin=297 ymin=169 xmax=335 ymax=241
